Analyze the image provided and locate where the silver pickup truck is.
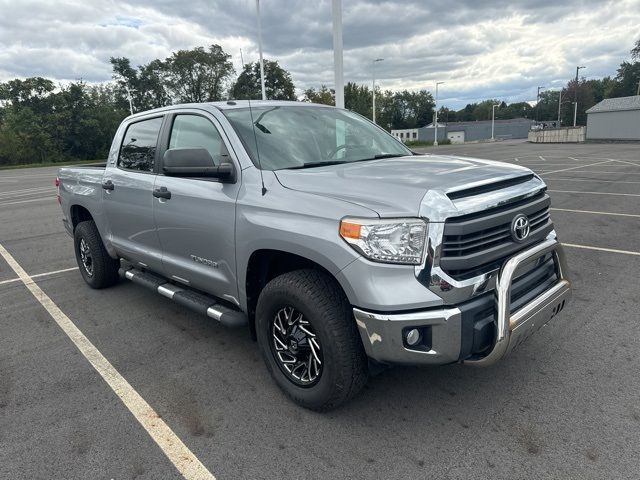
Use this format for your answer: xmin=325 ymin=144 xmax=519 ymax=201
xmin=57 ymin=101 xmax=571 ymax=410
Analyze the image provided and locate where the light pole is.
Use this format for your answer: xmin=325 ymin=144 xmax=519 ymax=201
xmin=573 ymin=65 xmax=585 ymax=126
xmin=125 ymin=85 xmax=134 ymax=115
xmin=491 ymin=104 xmax=500 ymax=140
xmin=256 ymin=0 xmax=266 ymax=100
xmin=372 ymin=58 xmax=384 ymax=123
xmin=536 ymin=86 xmax=545 ymax=123
xmin=557 ymin=89 xmax=562 ymax=126
xmin=434 ymin=81 xmax=444 ymax=146
xmin=115 ymin=75 xmax=134 ymax=115
xmin=332 ymin=0 xmax=344 ymax=108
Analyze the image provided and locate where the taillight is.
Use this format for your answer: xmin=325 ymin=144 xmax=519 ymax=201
xmin=55 ymin=177 xmax=61 ymax=204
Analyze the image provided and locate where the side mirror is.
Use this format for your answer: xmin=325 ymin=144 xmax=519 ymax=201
xmin=162 ymin=148 xmax=234 ymax=180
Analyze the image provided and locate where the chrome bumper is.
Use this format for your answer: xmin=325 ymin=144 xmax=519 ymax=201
xmin=353 ymin=237 xmax=571 ymax=366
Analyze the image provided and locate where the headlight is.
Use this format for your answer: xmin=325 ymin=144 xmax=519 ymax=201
xmin=339 ymin=217 xmax=427 ymax=265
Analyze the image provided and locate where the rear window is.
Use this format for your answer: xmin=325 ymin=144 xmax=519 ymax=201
xmin=118 ymin=117 xmax=163 ymax=172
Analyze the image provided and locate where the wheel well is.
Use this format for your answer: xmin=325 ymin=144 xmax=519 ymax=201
xmin=245 ymin=250 xmax=344 ymax=340
xmin=70 ymin=205 xmax=93 ymax=230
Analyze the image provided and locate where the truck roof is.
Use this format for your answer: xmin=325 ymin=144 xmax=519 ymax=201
xmin=124 ymin=100 xmax=333 ymax=121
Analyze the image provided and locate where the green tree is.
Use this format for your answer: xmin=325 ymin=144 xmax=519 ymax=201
xmin=303 ymin=85 xmax=334 ymax=105
xmin=231 ymin=60 xmax=296 ymax=100
xmin=164 ymin=45 xmax=234 ymax=103
xmin=344 ymin=82 xmax=372 ymax=118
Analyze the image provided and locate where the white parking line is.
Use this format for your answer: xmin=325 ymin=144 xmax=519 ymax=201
xmin=568 ymin=157 xmax=581 ymax=162
xmin=562 ymin=243 xmax=640 ymax=257
xmin=0 ymin=190 xmax=54 ymax=200
xmin=0 ymin=186 xmax=53 ymax=197
xmin=538 ymin=160 xmax=615 ymax=176
xmin=0 ymin=266 xmax=79 ymax=286
xmin=551 ymin=208 xmax=640 ymax=218
xmin=539 ymin=156 xmax=546 ymax=161
xmin=0 ymin=197 xmax=56 ymax=206
xmin=548 ymin=189 xmax=640 ymax=197
xmin=612 ymin=159 xmax=640 ymax=167
xmin=0 ymin=243 xmax=216 ymax=480
xmin=546 ymin=178 xmax=640 ymax=184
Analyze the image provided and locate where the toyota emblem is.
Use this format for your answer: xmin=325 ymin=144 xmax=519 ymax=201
xmin=511 ymin=214 xmax=530 ymax=242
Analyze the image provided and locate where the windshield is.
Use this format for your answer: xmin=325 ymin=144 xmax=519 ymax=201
xmin=223 ymin=105 xmax=412 ymax=170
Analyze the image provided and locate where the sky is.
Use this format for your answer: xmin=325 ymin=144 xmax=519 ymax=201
xmin=1 ymin=0 xmax=639 ymax=109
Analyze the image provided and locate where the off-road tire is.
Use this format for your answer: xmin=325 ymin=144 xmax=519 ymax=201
xmin=74 ymin=220 xmax=119 ymax=289
xmin=256 ymin=269 xmax=368 ymax=411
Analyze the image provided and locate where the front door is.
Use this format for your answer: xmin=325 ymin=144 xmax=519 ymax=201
xmin=102 ymin=115 xmax=164 ymax=272
xmin=153 ymin=111 xmax=240 ymax=302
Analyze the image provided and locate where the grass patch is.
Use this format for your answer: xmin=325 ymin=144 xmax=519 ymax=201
xmin=405 ymin=139 xmax=452 ymax=147
xmin=0 ymin=159 xmax=105 ymax=171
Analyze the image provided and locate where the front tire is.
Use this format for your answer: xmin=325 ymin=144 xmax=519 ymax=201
xmin=256 ymin=269 xmax=368 ymax=411
xmin=74 ymin=220 xmax=119 ymax=289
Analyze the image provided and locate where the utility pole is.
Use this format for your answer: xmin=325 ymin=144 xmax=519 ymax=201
xmin=256 ymin=0 xmax=266 ymax=100
xmin=372 ymin=58 xmax=384 ymax=123
xmin=332 ymin=0 xmax=344 ymax=108
xmin=536 ymin=86 xmax=545 ymax=122
xmin=434 ymin=81 xmax=444 ymax=146
xmin=574 ymin=65 xmax=585 ymax=126
xmin=491 ymin=104 xmax=500 ymax=140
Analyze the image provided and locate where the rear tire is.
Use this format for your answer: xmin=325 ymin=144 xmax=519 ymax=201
xmin=256 ymin=269 xmax=368 ymax=411
xmin=74 ymin=220 xmax=119 ymax=289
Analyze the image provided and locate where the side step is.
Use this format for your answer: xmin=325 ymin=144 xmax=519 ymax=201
xmin=118 ymin=265 xmax=247 ymax=329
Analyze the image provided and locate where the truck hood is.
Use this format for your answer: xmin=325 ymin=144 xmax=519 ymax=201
xmin=274 ymin=154 xmax=535 ymax=217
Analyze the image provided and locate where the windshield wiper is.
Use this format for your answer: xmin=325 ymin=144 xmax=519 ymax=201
xmin=372 ymin=153 xmax=406 ymax=159
xmin=284 ymin=160 xmax=349 ymax=170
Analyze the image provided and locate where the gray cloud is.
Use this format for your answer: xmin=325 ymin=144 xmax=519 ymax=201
xmin=0 ymin=0 xmax=638 ymax=108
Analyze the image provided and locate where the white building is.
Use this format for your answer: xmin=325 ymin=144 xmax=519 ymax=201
xmin=391 ymin=129 xmax=419 ymax=143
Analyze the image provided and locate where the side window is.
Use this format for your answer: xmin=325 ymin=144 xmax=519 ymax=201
xmin=169 ymin=115 xmax=225 ymax=166
xmin=118 ymin=117 xmax=163 ymax=172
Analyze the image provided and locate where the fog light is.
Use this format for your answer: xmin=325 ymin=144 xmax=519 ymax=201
xmin=406 ymin=328 xmax=421 ymax=346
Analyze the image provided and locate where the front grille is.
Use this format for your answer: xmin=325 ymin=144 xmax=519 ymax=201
xmin=440 ymin=192 xmax=554 ymax=279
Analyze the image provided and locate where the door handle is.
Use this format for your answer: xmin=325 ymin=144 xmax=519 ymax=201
xmin=153 ymin=186 xmax=172 ymax=200
xmin=102 ymin=180 xmax=115 ymax=191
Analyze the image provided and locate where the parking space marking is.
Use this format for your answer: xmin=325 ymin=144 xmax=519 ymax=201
xmin=546 ymin=178 xmax=640 ymax=184
xmin=538 ymin=160 xmax=615 ymax=176
xmin=612 ymin=159 xmax=640 ymax=167
xmin=548 ymin=189 xmax=640 ymax=197
xmin=562 ymin=243 xmax=640 ymax=257
xmin=0 ymin=186 xmax=53 ymax=197
xmin=538 ymin=156 xmax=546 ymax=161
xmin=0 ymin=243 xmax=216 ymax=480
xmin=0 ymin=197 xmax=56 ymax=206
xmin=568 ymin=157 xmax=581 ymax=162
xmin=0 ymin=266 xmax=79 ymax=287
xmin=551 ymin=208 xmax=640 ymax=218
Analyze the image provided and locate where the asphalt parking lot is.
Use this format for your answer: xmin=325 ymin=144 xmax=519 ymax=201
xmin=1 ymin=139 xmax=639 ymax=480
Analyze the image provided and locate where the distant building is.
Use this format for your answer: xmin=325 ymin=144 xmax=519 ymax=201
xmin=392 ymin=118 xmax=534 ymax=144
xmin=391 ymin=128 xmax=419 ymax=142
xmin=586 ymin=95 xmax=640 ymax=141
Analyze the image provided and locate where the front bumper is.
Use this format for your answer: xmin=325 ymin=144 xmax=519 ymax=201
xmin=353 ymin=237 xmax=571 ymax=366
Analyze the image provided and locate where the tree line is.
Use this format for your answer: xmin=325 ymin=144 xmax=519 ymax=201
xmin=0 ymin=39 xmax=638 ymax=167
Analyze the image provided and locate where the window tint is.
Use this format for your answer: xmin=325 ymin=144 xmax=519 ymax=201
xmin=118 ymin=117 xmax=163 ymax=172
xmin=169 ymin=115 xmax=224 ymax=166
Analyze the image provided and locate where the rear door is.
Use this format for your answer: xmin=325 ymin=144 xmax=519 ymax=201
xmin=102 ymin=115 xmax=164 ymax=271
xmin=153 ymin=110 xmax=241 ymax=302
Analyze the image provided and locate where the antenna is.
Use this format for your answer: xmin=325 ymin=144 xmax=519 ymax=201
xmin=240 ymin=48 xmax=267 ymax=196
